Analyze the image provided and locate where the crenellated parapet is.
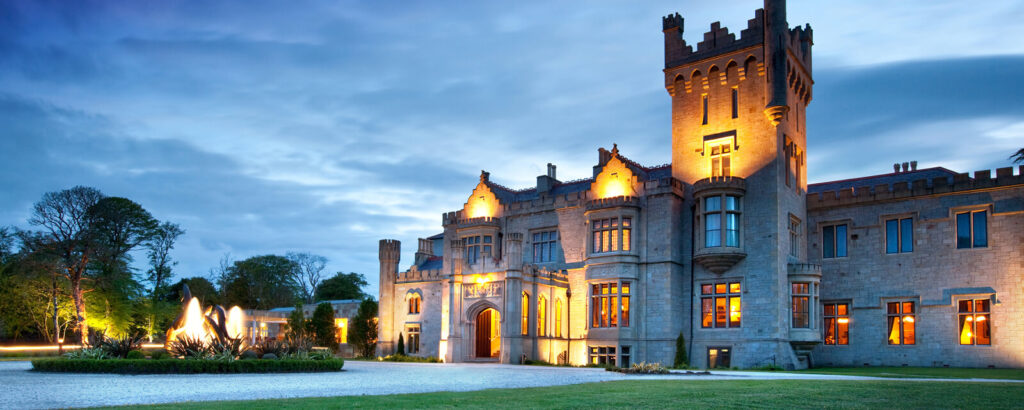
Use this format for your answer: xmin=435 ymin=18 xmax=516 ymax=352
xmin=397 ymin=265 xmax=444 ymax=283
xmin=808 ymin=166 xmax=1024 ymax=210
xmin=664 ymin=9 xmax=765 ymax=69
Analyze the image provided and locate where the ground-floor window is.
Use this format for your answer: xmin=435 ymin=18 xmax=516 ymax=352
xmin=589 ymin=346 xmax=616 ymax=366
xmin=591 ymin=281 xmax=630 ymax=328
xmin=823 ymin=303 xmax=849 ymax=345
xmin=887 ymin=301 xmax=915 ymax=345
xmin=958 ymin=298 xmax=991 ymax=345
xmin=406 ymin=324 xmax=420 ymax=354
xmin=707 ymin=346 xmax=731 ymax=369
xmin=620 ymin=346 xmax=631 ymax=368
xmin=334 ymin=318 xmax=348 ymax=344
xmin=701 ymin=282 xmax=741 ymax=328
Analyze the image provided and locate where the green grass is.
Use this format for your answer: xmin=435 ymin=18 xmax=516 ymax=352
xmin=798 ymin=366 xmax=1024 ymax=380
xmin=102 ymin=379 xmax=1024 ymax=409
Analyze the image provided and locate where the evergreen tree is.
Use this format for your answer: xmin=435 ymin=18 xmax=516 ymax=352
xmin=310 ymin=302 xmax=338 ymax=351
xmin=350 ymin=299 xmax=378 ymax=357
xmin=674 ymin=332 xmax=688 ymax=368
xmin=396 ymin=332 xmax=405 ymax=355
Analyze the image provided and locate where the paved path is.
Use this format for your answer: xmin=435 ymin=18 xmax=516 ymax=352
xmin=0 ymin=360 xmax=1019 ymax=409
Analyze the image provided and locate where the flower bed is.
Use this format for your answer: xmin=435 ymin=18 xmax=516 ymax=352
xmin=30 ymin=357 xmax=344 ymax=374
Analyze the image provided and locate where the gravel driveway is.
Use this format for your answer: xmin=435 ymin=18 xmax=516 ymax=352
xmin=1 ymin=360 xmax=1017 ymax=409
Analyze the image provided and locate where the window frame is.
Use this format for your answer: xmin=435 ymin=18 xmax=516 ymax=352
xmin=408 ymin=294 xmax=421 ymax=315
xmin=462 ymin=235 xmax=494 ymax=264
xmin=700 ymin=194 xmax=742 ymax=249
xmin=589 ymin=346 xmax=617 ymax=366
xmin=821 ymin=223 xmax=849 ymax=259
xmin=886 ymin=300 xmax=916 ymax=346
xmin=532 ymin=230 xmax=559 ymax=263
xmin=957 ymin=297 xmax=992 ymax=346
xmin=590 ymin=217 xmax=633 ymax=255
xmin=883 ymin=216 xmax=914 ymax=254
xmin=822 ymin=302 xmax=850 ymax=346
xmin=406 ymin=324 xmax=421 ymax=354
xmin=791 ymin=282 xmax=811 ymax=329
xmin=590 ymin=281 xmax=631 ymax=329
xmin=521 ymin=292 xmax=530 ymax=336
xmin=538 ymin=295 xmax=548 ymax=337
xmin=700 ymin=281 xmax=742 ymax=329
xmin=954 ymin=209 xmax=989 ymax=249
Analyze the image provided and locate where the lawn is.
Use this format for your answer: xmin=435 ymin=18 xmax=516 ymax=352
xmin=798 ymin=366 xmax=1024 ymax=380
xmin=106 ymin=379 xmax=1024 ymax=409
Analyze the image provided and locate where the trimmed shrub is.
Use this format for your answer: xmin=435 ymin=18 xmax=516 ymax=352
xmin=616 ymin=362 xmax=670 ymax=375
xmin=125 ymin=350 xmax=145 ymax=360
xmin=149 ymin=350 xmax=169 ymax=360
xmin=240 ymin=350 xmax=259 ymax=360
xmin=674 ymin=333 xmax=688 ymax=368
xmin=31 ymin=358 xmax=344 ymax=374
xmin=396 ymin=333 xmax=405 ymax=356
xmin=382 ymin=354 xmax=441 ymax=363
xmin=262 ymin=353 xmax=278 ymax=360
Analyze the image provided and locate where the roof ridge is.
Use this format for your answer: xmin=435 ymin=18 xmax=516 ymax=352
xmin=809 ymin=167 xmax=957 ymax=187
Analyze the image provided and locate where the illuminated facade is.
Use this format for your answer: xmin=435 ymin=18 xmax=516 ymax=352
xmin=377 ymin=0 xmax=1024 ymax=369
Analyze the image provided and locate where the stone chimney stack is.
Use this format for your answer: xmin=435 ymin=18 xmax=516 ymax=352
xmin=537 ymin=163 xmax=560 ymax=195
xmin=414 ymin=238 xmax=432 ymax=266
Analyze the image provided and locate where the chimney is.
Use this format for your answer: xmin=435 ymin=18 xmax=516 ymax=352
xmin=911 ymin=161 xmax=918 ymax=171
xmin=414 ymin=238 xmax=432 ymax=266
xmin=893 ymin=163 xmax=901 ymax=173
xmin=537 ymin=163 xmax=560 ymax=195
xmin=902 ymin=162 xmax=910 ymax=173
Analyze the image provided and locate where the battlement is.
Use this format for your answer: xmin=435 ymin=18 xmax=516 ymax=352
xmin=586 ymin=195 xmax=641 ymax=211
xmin=397 ymin=264 xmax=444 ymax=283
xmin=664 ymin=9 xmax=765 ymax=69
xmin=808 ymin=166 xmax=1024 ymax=210
xmin=379 ymin=239 xmax=401 ymax=262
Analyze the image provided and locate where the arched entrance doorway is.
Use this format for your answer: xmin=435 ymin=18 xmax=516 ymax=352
xmin=475 ymin=308 xmax=501 ymax=358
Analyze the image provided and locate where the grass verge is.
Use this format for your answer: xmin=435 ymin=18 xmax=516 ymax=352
xmin=797 ymin=366 xmax=1024 ymax=380
xmin=31 ymin=358 xmax=344 ymax=374
xmin=100 ymin=379 xmax=1023 ymax=409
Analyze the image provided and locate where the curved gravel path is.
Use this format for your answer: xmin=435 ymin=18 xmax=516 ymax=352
xmin=0 ymin=360 xmax=1019 ymax=409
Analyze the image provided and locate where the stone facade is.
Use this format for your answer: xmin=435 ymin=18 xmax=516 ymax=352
xmin=376 ymin=0 xmax=1024 ymax=369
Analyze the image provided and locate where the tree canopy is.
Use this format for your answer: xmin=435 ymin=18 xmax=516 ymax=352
xmin=222 ymin=255 xmax=300 ymax=309
xmin=315 ymin=272 xmax=369 ymax=301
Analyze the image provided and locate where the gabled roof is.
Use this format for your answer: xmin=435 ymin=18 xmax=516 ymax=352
xmin=808 ymin=167 xmax=958 ymax=194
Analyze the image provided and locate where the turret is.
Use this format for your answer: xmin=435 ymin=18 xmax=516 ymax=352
xmin=377 ymin=239 xmax=400 ymax=356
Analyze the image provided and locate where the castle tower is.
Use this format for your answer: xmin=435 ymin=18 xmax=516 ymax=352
xmin=377 ymin=239 xmax=400 ymax=356
xmin=664 ymin=0 xmax=818 ymax=369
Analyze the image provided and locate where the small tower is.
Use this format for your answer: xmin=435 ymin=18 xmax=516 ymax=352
xmin=377 ymin=239 xmax=401 ymax=356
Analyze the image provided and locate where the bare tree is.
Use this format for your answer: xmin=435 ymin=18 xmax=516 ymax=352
xmin=1012 ymin=148 xmax=1024 ymax=164
xmin=145 ymin=222 xmax=184 ymax=297
xmin=28 ymin=186 xmax=104 ymax=344
xmin=210 ymin=252 xmax=233 ymax=299
xmin=287 ymin=252 xmax=327 ymax=303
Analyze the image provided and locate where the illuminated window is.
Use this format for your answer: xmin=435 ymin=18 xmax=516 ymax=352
xmin=958 ymin=298 xmax=991 ymax=345
xmin=708 ymin=141 xmax=731 ymax=177
xmin=335 ymin=318 xmax=348 ymax=344
xmin=956 ymin=210 xmax=987 ymax=249
xmin=589 ymin=346 xmax=616 ymax=366
xmin=554 ymin=299 xmax=563 ymax=338
xmin=701 ymin=282 xmax=741 ymax=328
xmin=791 ymin=283 xmax=811 ymax=328
xmin=408 ymin=294 xmax=421 ymax=314
xmin=591 ymin=281 xmax=630 ymax=328
xmin=538 ymin=295 xmax=548 ymax=337
xmin=591 ymin=217 xmax=631 ymax=254
xmin=885 ymin=218 xmax=913 ymax=254
xmin=822 ymin=224 xmax=848 ymax=258
xmin=521 ymin=292 xmax=529 ymax=336
xmin=823 ymin=303 xmax=849 ymax=345
xmin=702 ymin=195 xmax=740 ymax=248
xmin=463 ymin=235 xmax=494 ymax=264
xmin=701 ymin=94 xmax=709 ymax=125
xmin=406 ymin=324 xmax=420 ymax=354
xmin=731 ymin=87 xmax=738 ymax=118
xmin=532 ymin=230 xmax=558 ymax=263
xmin=886 ymin=301 xmax=915 ymax=345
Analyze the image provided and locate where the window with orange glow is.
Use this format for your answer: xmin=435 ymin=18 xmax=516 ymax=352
xmin=591 ymin=281 xmax=630 ymax=328
xmin=701 ymin=282 xmax=740 ymax=328
xmin=708 ymin=140 xmax=731 ymax=177
xmin=408 ymin=294 xmax=421 ymax=315
xmin=521 ymin=292 xmax=529 ymax=336
xmin=592 ymin=217 xmax=631 ymax=254
xmin=554 ymin=299 xmax=563 ymax=338
xmin=406 ymin=324 xmax=420 ymax=354
xmin=823 ymin=303 xmax=849 ymax=345
xmin=887 ymin=301 xmax=915 ymax=345
xmin=958 ymin=298 xmax=991 ymax=345
xmin=537 ymin=295 xmax=548 ymax=337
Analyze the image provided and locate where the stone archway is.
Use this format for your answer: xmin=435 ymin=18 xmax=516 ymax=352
xmin=475 ymin=308 xmax=501 ymax=358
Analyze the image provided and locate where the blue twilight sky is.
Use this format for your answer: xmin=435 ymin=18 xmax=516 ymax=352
xmin=2 ymin=0 xmax=1023 ymax=296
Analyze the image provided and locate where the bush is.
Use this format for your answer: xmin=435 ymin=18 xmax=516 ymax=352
xmin=262 ymin=353 xmax=278 ymax=360
xmin=240 ymin=350 xmax=259 ymax=360
xmin=674 ymin=333 xmax=688 ymax=368
xmin=616 ymin=362 xmax=670 ymax=375
xmin=64 ymin=348 xmax=108 ymax=360
xmin=396 ymin=333 xmax=405 ymax=356
xmin=168 ymin=336 xmax=211 ymax=359
xmin=99 ymin=334 xmax=144 ymax=359
xmin=150 ymin=350 xmax=169 ymax=360
xmin=30 ymin=358 xmax=345 ymax=374
xmin=125 ymin=350 xmax=145 ymax=360
xmin=382 ymin=354 xmax=441 ymax=363
xmin=254 ymin=339 xmax=287 ymax=358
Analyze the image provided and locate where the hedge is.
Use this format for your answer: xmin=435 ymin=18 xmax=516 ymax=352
xmin=30 ymin=358 xmax=344 ymax=374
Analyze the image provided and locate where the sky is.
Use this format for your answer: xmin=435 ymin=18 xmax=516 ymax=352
xmin=2 ymin=0 xmax=1023 ymax=297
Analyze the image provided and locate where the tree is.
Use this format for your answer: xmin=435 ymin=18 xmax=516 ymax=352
xmin=287 ymin=252 xmax=327 ymax=304
xmin=286 ymin=302 xmax=308 ymax=342
xmin=315 ymin=272 xmax=369 ymax=301
xmin=674 ymin=332 xmax=688 ymax=368
xmin=222 ymin=255 xmax=299 ymax=309
xmin=145 ymin=222 xmax=184 ymax=298
xmin=396 ymin=333 xmax=405 ymax=355
xmin=350 ymin=299 xmax=378 ymax=357
xmin=28 ymin=186 xmax=104 ymax=344
xmin=1012 ymin=148 xmax=1024 ymax=163
xmin=310 ymin=302 xmax=338 ymax=350
xmin=164 ymin=277 xmax=219 ymax=305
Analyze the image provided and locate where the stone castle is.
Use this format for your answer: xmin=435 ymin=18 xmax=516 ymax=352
xmin=376 ymin=0 xmax=1024 ymax=369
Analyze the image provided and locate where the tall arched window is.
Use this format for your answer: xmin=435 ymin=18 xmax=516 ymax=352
xmin=408 ymin=294 xmax=421 ymax=314
xmin=554 ymin=299 xmax=563 ymax=338
xmin=521 ymin=292 xmax=530 ymax=335
xmin=538 ymin=295 xmax=548 ymax=337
